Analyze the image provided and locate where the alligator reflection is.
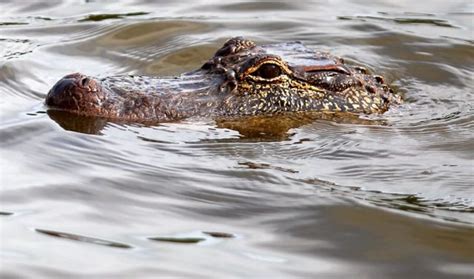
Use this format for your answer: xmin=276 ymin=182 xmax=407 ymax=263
xmin=47 ymin=110 xmax=110 ymax=135
xmin=47 ymin=109 xmax=384 ymax=139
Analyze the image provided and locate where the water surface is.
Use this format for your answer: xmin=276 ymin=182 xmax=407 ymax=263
xmin=1 ymin=1 xmax=473 ymax=278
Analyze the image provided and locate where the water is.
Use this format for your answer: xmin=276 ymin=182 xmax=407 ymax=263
xmin=1 ymin=1 xmax=473 ymax=278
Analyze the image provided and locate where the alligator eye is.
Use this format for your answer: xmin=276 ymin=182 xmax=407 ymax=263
xmin=252 ymin=63 xmax=282 ymax=79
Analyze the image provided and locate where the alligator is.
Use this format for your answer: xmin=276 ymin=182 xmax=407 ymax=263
xmin=45 ymin=37 xmax=401 ymax=123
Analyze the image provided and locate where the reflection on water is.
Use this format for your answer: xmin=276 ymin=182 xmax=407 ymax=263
xmin=46 ymin=109 xmax=385 ymax=138
xmin=1 ymin=0 xmax=473 ymax=278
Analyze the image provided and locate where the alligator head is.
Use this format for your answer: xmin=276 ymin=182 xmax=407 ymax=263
xmin=46 ymin=37 xmax=401 ymax=123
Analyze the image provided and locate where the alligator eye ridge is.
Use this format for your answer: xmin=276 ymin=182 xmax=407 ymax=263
xmin=252 ymin=63 xmax=282 ymax=79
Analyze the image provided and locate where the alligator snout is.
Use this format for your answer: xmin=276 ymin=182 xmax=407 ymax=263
xmin=46 ymin=73 xmax=104 ymax=114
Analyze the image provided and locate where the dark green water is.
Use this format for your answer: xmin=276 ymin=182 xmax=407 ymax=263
xmin=1 ymin=1 xmax=473 ymax=278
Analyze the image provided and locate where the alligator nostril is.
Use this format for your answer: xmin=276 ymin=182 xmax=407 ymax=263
xmin=80 ymin=77 xmax=90 ymax=87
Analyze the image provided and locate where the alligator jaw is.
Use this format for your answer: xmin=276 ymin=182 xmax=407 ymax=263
xmin=46 ymin=72 xmax=223 ymax=122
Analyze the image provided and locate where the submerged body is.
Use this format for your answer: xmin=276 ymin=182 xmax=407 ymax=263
xmin=46 ymin=37 xmax=401 ymax=122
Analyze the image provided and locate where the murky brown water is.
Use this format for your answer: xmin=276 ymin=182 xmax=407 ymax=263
xmin=1 ymin=1 xmax=473 ymax=278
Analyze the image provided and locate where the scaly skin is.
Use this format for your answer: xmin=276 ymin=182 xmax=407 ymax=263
xmin=45 ymin=37 xmax=401 ymax=122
